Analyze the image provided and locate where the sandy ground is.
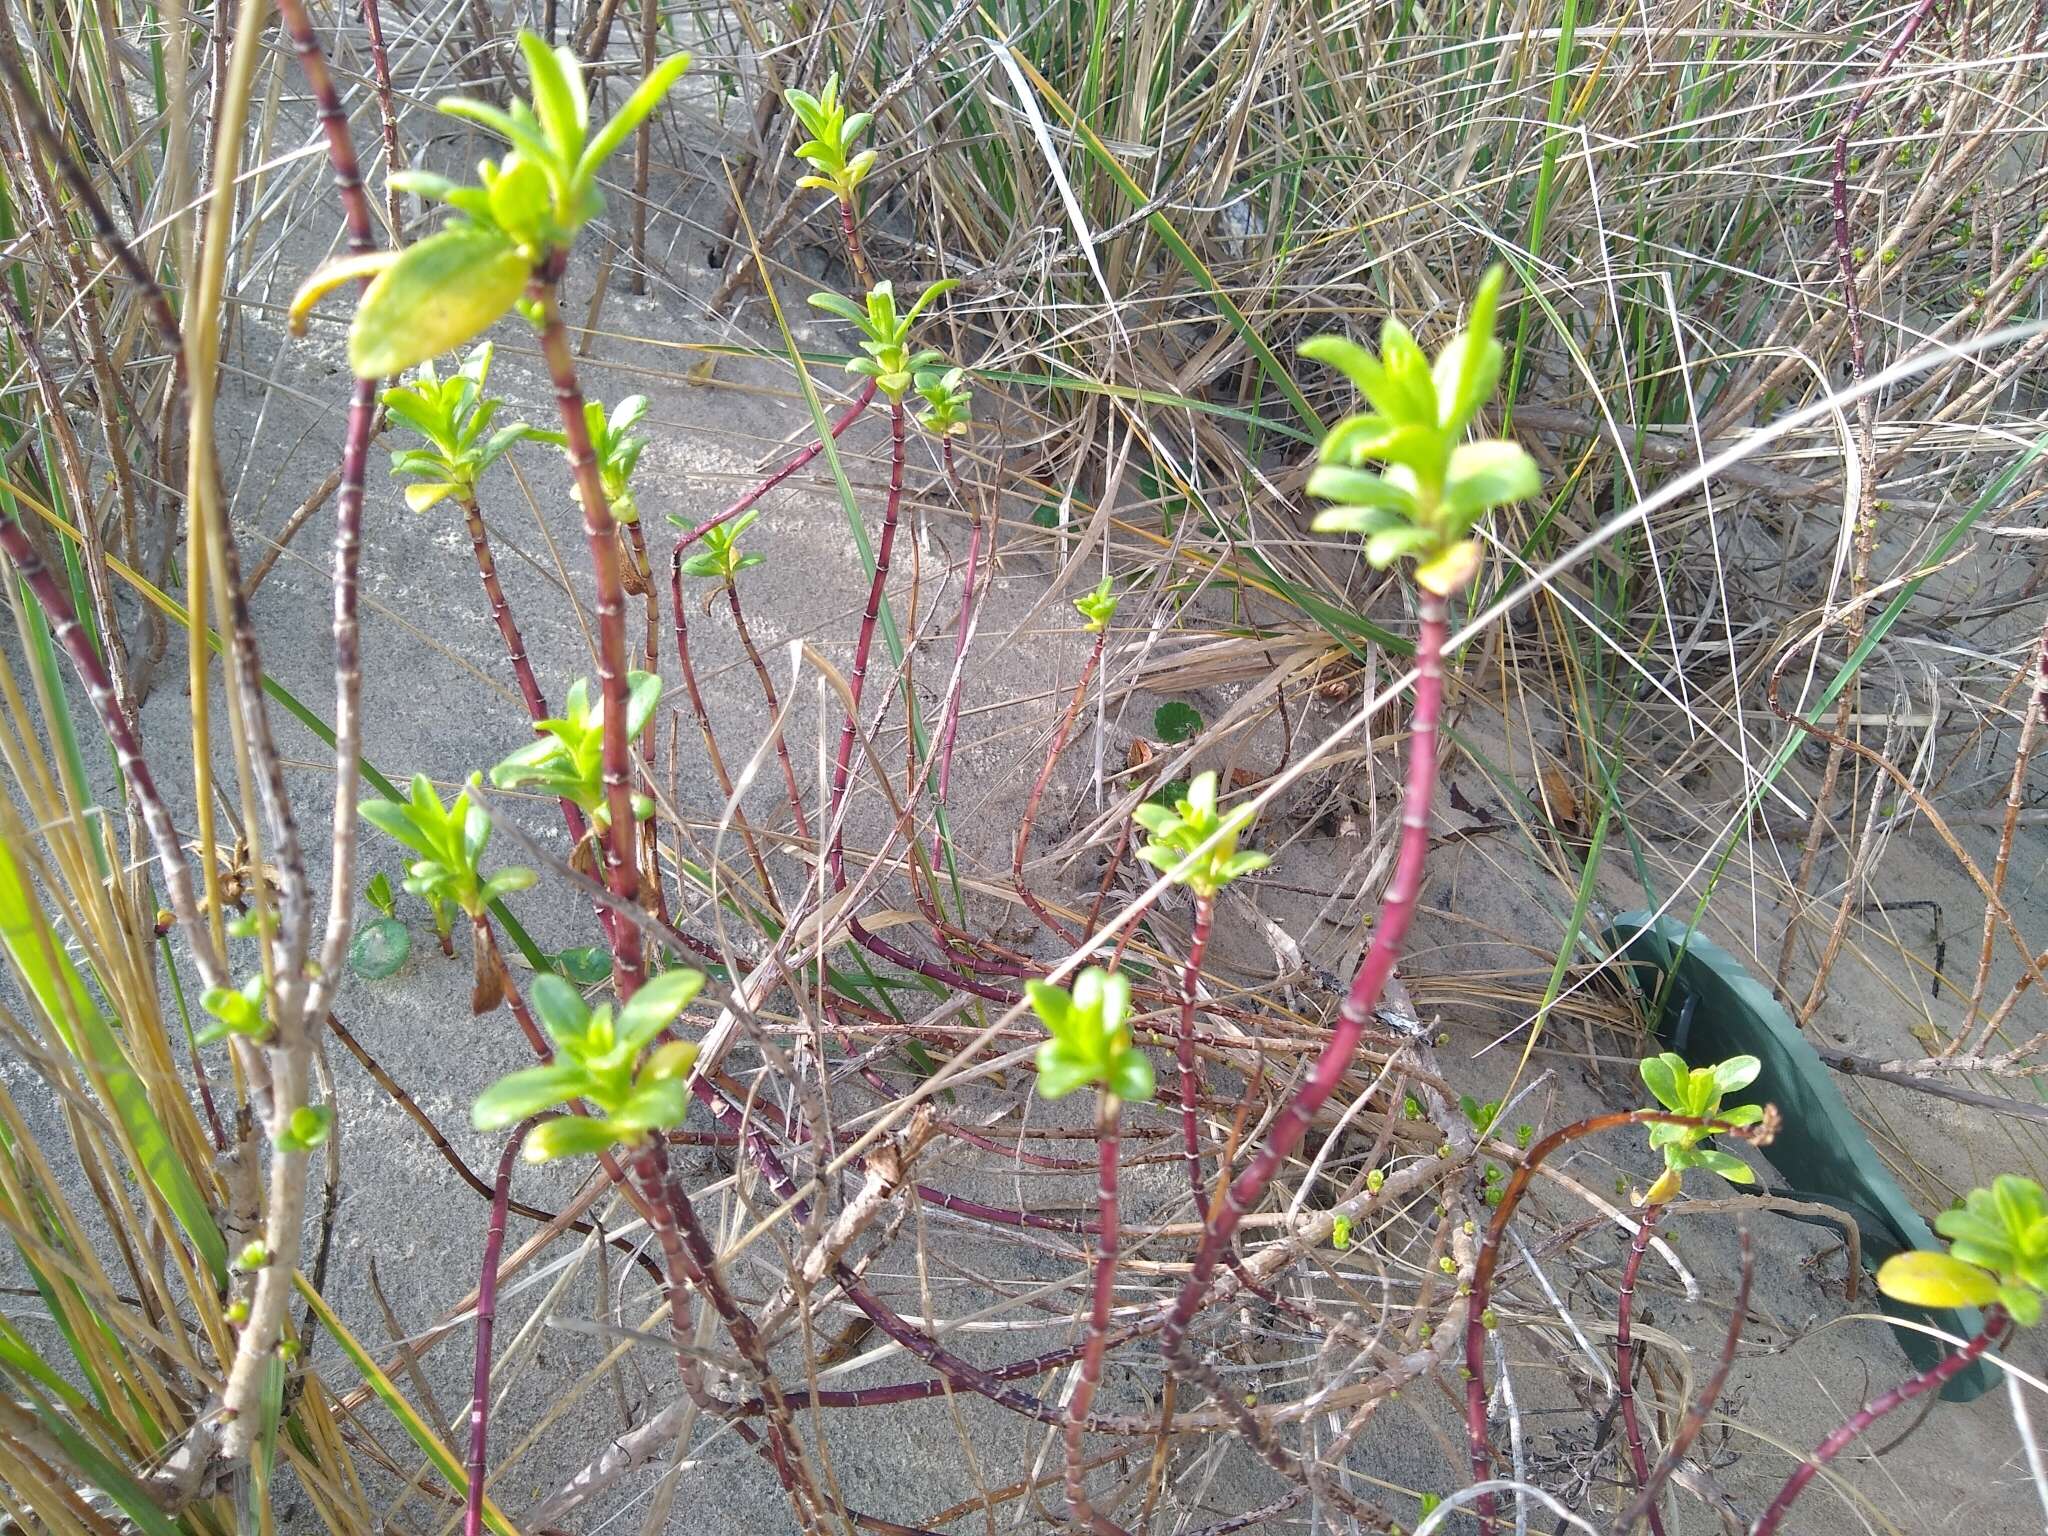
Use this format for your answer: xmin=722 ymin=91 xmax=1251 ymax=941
xmin=7 ymin=79 xmax=2048 ymax=1536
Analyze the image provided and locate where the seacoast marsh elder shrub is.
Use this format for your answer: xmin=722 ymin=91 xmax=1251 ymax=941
xmin=7 ymin=9 xmax=2039 ymax=1535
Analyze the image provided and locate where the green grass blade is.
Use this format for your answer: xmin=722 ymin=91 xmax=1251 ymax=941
xmin=10 ymin=1377 xmax=181 ymax=1536
xmin=986 ymin=32 xmax=1324 ymax=436
xmin=294 ymin=1275 xmax=524 ymax=1536
xmin=0 ymin=835 xmax=228 ymax=1285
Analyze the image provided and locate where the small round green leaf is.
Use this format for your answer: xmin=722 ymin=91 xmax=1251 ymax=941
xmin=347 ymin=917 xmax=412 ymax=980
xmin=555 ymin=946 xmax=613 ymax=985
xmin=1710 ymin=1054 xmax=1762 ymax=1095
xmin=1153 ymin=701 xmax=1203 ymax=744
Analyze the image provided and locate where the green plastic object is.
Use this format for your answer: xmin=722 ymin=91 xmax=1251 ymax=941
xmin=1605 ymin=911 xmax=1996 ymax=1401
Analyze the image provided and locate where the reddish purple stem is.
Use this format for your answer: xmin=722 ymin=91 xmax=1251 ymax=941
xmin=672 ymin=380 xmax=877 ymax=558
xmin=0 ymin=516 xmax=212 ymax=981
xmin=1012 ymin=624 xmax=1110 ymax=944
xmin=686 ymin=1075 xmax=1088 ymax=1429
xmin=533 ymin=261 xmax=642 ymax=996
xmin=1065 ymin=1093 xmax=1129 ymax=1536
xmin=837 ymin=195 xmax=874 ymax=288
xmin=1177 ymin=894 xmax=1214 ymax=1210
xmin=805 ymin=400 xmax=1018 ymax=1004
xmin=359 ymin=0 xmax=404 ymax=240
xmin=930 ymin=437 xmax=985 ymax=817
xmin=630 ymin=1137 xmax=821 ymax=1526
xmin=1464 ymin=1107 xmax=1769 ymax=1536
xmin=825 ymin=399 xmax=906 ymax=845
xmin=1752 ymin=1309 xmax=2006 ymax=1536
xmin=726 ymin=579 xmax=811 ymax=841
xmin=1158 ymin=595 xmax=1449 ymax=1370
xmin=1616 ymin=1202 xmax=1667 ymax=1536
xmin=461 ymin=496 xmax=589 ymax=845
xmin=465 ymin=1118 xmax=532 ymax=1536
xmin=1829 ymin=0 xmax=1942 ymax=388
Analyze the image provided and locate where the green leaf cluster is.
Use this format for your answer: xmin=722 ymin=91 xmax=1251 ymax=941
xmin=197 ymin=974 xmax=268 ymax=1047
xmin=298 ymin=33 xmax=688 ymax=378
xmin=913 ymin=366 xmax=972 ymax=438
xmin=1072 ymin=575 xmax=1118 ymax=634
xmin=522 ymin=395 xmax=649 ymax=523
xmin=472 ymin=969 xmax=705 ymax=1161
xmin=1880 ymin=1176 xmax=2048 ymax=1327
xmin=1301 ymin=265 xmax=1539 ymax=596
xmin=787 ymin=73 xmax=877 ymax=201
xmin=489 ymin=673 xmax=663 ymax=827
xmin=808 ymin=281 xmax=957 ymax=399
xmin=1638 ymin=1052 xmax=1763 ymax=1191
xmin=359 ymin=773 xmax=535 ymax=919
xmin=1459 ymin=1094 xmax=1501 ymax=1136
xmin=1026 ymin=967 xmax=1154 ymax=1103
xmin=674 ymin=508 xmax=765 ymax=584
xmin=382 ymin=344 xmax=529 ymax=510
xmin=1133 ymin=771 xmax=1269 ymax=899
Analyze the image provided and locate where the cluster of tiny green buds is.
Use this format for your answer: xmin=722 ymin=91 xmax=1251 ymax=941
xmin=225 ymin=908 xmax=276 ymax=941
xmin=381 ymin=344 xmax=530 ymax=510
xmin=1638 ymin=1052 xmax=1767 ymax=1204
xmin=1026 ymin=966 xmax=1155 ymax=1104
xmin=197 ymin=974 xmax=270 ymax=1047
xmin=274 ymin=1104 xmax=335 ymax=1154
xmin=1332 ymin=1214 xmax=1353 ymax=1249
xmin=1366 ymin=1167 xmax=1386 ymax=1193
xmin=472 ymin=968 xmax=705 ymax=1161
xmin=1073 ymin=576 xmax=1118 ymax=633
xmin=291 ymin=33 xmax=688 ymax=377
xmin=237 ymin=1241 xmax=271 ymax=1271
xmin=913 ymin=366 xmax=973 ymax=437
xmin=808 ymin=280 xmax=957 ymax=399
xmin=490 ymin=673 xmax=663 ymax=829
xmin=1133 ymin=771 xmax=1270 ymax=899
xmin=1459 ymin=1094 xmax=1501 ymax=1136
xmin=1300 ymin=264 xmax=1539 ymax=597
xmin=674 ymin=508 xmax=766 ymax=586
xmin=787 ymin=73 xmax=877 ymax=203
xmin=1879 ymin=1175 xmax=2048 ymax=1327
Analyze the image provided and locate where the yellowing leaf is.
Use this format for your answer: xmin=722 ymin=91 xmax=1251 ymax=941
xmin=404 ymin=482 xmax=458 ymax=512
xmin=1877 ymin=1250 xmax=1998 ymax=1310
xmin=1415 ymin=538 xmax=1480 ymax=596
xmin=290 ymin=250 xmax=399 ymax=335
xmin=349 ymin=228 xmax=531 ymax=378
xmin=1642 ymin=1166 xmax=1681 ymax=1206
